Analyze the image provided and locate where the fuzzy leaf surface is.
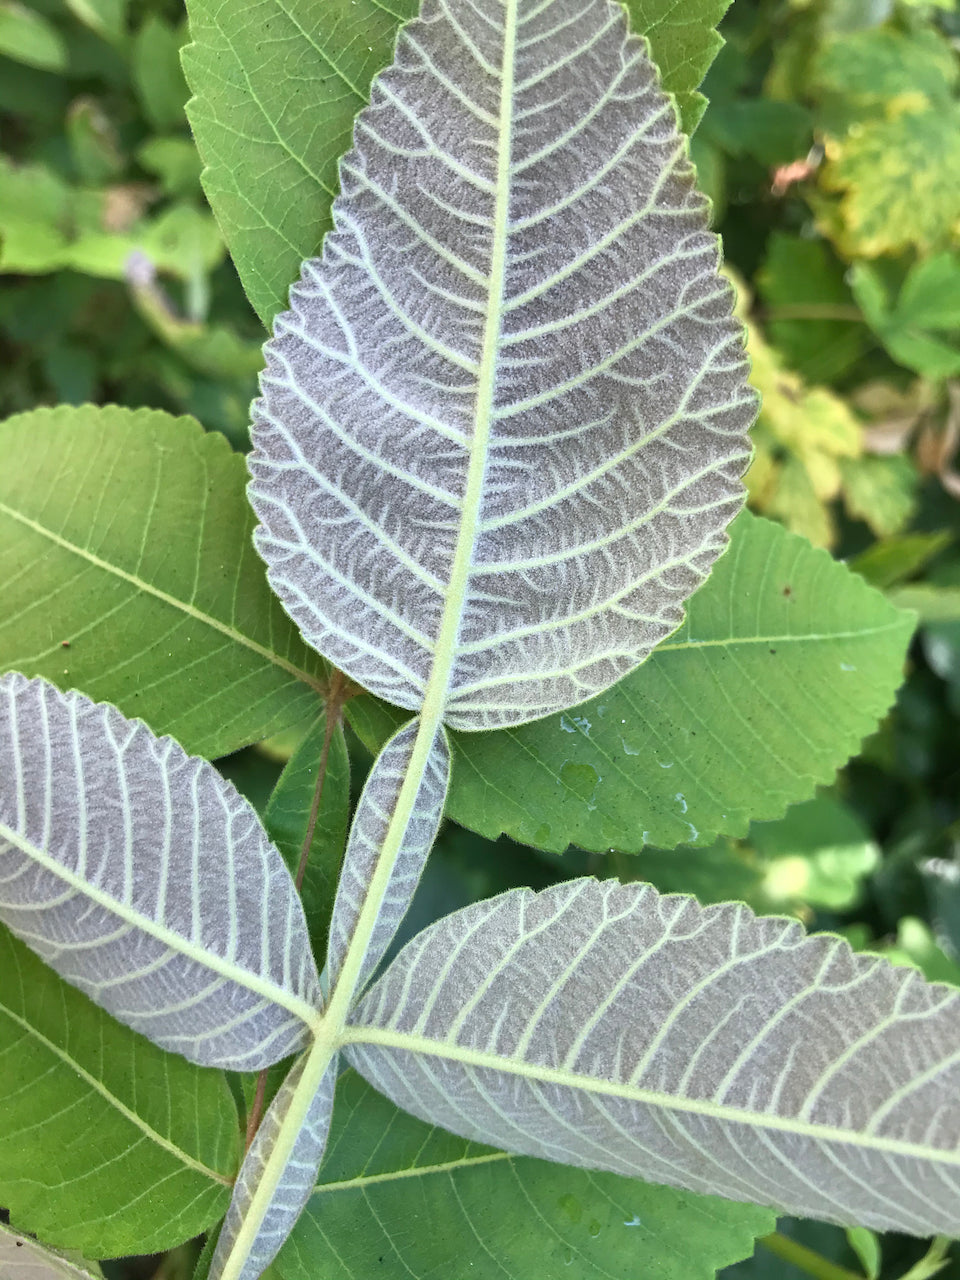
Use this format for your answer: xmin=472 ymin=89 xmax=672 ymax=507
xmin=326 ymin=720 xmax=449 ymax=991
xmin=347 ymin=512 xmax=916 ymax=851
xmin=211 ymin=1055 xmax=337 ymax=1280
xmin=267 ymin=1068 xmax=773 ymax=1280
xmin=346 ymin=879 xmax=960 ymax=1237
xmin=248 ymin=0 xmax=754 ymax=732
xmin=182 ymin=0 xmax=730 ymax=326
xmin=0 ymin=405 xmax=326 ymax=760
xmin=0 ymin=926 xmax=237 ymax=1256
xmin=0 ymin=674 xmax=321 ymax=1070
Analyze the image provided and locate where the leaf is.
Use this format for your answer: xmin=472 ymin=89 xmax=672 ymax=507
xmin=182 ymin=0 xmax=732 ymax=325
xmin=326 ymin=721 xmax=450 ymax=993
xmin=0 ymin=2 xmax=67 ymax=71
xmin=0 ymin=405 xmax=326 ymax=759
xmin=623 ymin=0 xmax=730 ymax=134
xmin=734 ymin=271 xmax=862 ymax=549
xmin=263 ymin=712 xmax=351 ymax=962
xmin=0 ymin=1225 xmax=103 ymax=1280
xmin=850 ymin=257 xmax=960 ymax=381
xmin=0 ymin=673 xmax=322 ymax=1069
xmin=347 ymin=512 xmax=916 ymax=853
xmin=132 ymin=14 xmax=188 ymax=130
xmin=818 ymin=106 xmax=960 ymax=258
xmin=749 ymin=793 xmax=879 ymax=912
xmin=845 ymin=1227 xmax=881 ymax=1279
xmin=812 ymin=27 xmax=958 ymax=115
xmin=346 ymin=878 xmax=960 ymax=1237
xmin=756 ymin=232 xmax=866 ymax=384
xmin=0 ymin=925 xmax=238 ymax=1255
xmin=248 ymin=0 xmax=753 ymax=732
xmin=64 ymin=0 xmax=127 ymax=46
xmin=850 ymin=532 xmax=953 ymax=592
xmin=840 ymin=454 xmax=918 ymax=541
xmin=269 ymin=1068 xmax=773 ymax=1280
xmin=210 ymin=1055 xmax=337 ymax=1280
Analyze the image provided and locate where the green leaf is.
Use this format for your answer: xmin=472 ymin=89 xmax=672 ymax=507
xmin=181 ymin=0 xmax=419 ymax=327
xmin=0 ymin=405 xmax=326 ymax=759
xmin=0 ymin=1224 xmax=103 ymax=1280
xmin=623 ymin=0 xmax=730 ymax=134
xmin=813 ymin=27 xmax=958 ymax=114
xmin=749 ymin=792 xmax=878 ymax=911
xmin=0 ymin=925 xmax=238 ymax=1256
xmin=132 ymin=14 xmax=188 ymax=130
xmin=264 ymin=712 xmax=351 ymax=961
xmin=137 ymin=135 xmax=204 ymax=198
xmin=846 ymin=1226 xmax=881 ymax=1280
xmin=269 ymin=1068 xmax=772 ymax=1280
xmin=756 ymin=232 xmax=866 ymax=384
xmin=181 ymin=0 xmax=730 ymax=325
xmin=348 ymin=512 xmax=915 ymax=852
xmin=850 ymin=257 xmax=960 ymax=380
xmin=0 ymin=2 xmax=66 ymax=71
xmin=850 ymin=532 xmax=952 ymax=591
xmin=840 ymin=454 xmax=918 ymax=540
xmin=64 ymin=0 xmax=127 ymax=46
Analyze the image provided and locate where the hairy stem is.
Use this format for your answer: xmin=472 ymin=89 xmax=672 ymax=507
xmin=759 ymin=1232 xmax=866 ymax=1280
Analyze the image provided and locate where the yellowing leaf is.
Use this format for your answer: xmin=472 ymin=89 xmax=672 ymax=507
xmin=732 ymin=273 xmax=862 ymax=546
xmin=840 ymin=454 xmax=918 ymax=539
xmin=819 ymin=104 xmax=960 ymax=257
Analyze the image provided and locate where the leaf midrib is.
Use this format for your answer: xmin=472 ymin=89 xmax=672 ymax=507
xmin=342 ymin=1025 xmax=960 ymax=1165
xmin=0 ymin=499 xmax=325 ymax=694
xmin=311 ymin=1149 xmax=510 ymax=1197
xmin=0 ymin=1001 xmax=234 ymax=1186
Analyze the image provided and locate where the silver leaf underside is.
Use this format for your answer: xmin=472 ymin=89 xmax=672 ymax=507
xmin=346 ymin=879 xmax=960 ymax=1236
xmin=210 ymin=1053 xmax=338 ymax=1280
xmin=249 ymin=0 xmax=756 ymax=731
xmin=0 ymin=673 xmax=321 ymax=1069
xmin=326 ymin=718 xmax=450 ymax=992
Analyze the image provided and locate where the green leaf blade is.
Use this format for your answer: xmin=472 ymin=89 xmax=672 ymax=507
xmin=0 ymin=925 xmax=238 ymax=1257
xmin=346 ymin=879 xmax=960 ymax=1237
xmin=0 ymin=405 xmax=326 ymax=759
xmin=263 ymin=713 xmax=351 ymax=962
xmin=269 ymin=1069 xmax=773 ymax=1280
xmin=182 ymin=0 xmax=419 ymax=326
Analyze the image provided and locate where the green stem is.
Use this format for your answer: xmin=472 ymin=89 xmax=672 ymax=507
xmin=759 ymin=1232 xmax=866 ymax=1280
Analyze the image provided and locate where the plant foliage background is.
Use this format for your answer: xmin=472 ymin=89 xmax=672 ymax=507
xmin=1 ymin=0 xmax=960 ymax=1278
